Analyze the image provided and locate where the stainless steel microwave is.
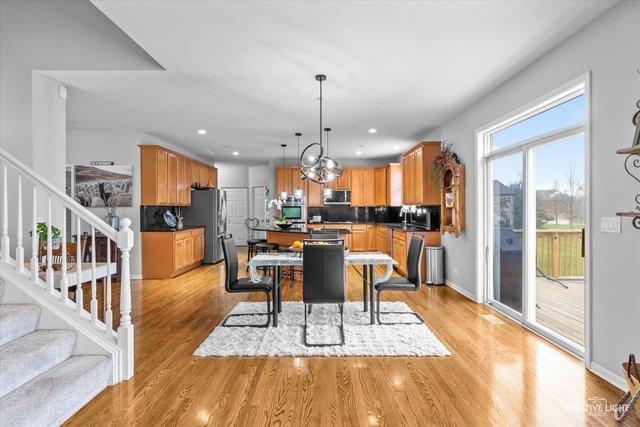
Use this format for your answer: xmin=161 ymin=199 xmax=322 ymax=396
xmin=281 ymin=203 xmax=306 ymax=223
xmin=323 ymin=190 xmax=351 ymax=205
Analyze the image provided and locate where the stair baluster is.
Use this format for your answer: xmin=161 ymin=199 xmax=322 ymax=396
xmin=60 ymin=205 xmax=68 ymax=302
xmin=75 ymin=215 xmax=83 ymax=314
xmin=105 ymin=238 xmax=113 ymax=336
xmin=1 ymin=164 xmax=8 ymax=260
xmin=45 ymin=196 xmax=54 ymax=293
xmin=90 ymin=226 xmax=98 ymax=324
xmin=30 ymin=185 xmax=38 ymax=284
xmin=16 ymin=175 xmax=24 ymax=274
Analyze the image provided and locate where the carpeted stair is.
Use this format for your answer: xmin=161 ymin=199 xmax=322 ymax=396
xmin=0 ymin=303 xmax=111 ymax=426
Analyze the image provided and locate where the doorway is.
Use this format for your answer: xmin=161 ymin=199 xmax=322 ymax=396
xmin=479 ymin=77 xmax=589 ymax=356
xmin=223 ymin=187 xmax=249 ymax=246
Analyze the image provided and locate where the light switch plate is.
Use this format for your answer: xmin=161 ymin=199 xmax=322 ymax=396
xmin=600 ymin=217 xmax=621 ymax=233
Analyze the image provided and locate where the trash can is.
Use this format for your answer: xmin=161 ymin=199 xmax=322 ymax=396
xmin=425 ymin=246 xmax=444 ymax=285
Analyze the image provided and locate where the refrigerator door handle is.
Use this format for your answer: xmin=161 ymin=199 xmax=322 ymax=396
xmin=218 ymin=190 xmax=228 ymax=237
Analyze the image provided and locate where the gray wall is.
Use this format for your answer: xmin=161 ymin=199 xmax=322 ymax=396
xmin=66 ymin=129 xmax=214 ymax=278
xmin=425 ymin=0 xmax=639 ymax=383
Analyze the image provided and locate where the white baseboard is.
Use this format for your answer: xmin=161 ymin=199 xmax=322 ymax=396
xmin=130 ymin=274 xmax=142 ymax=280
xmin=589 ymin=362 xmax=628 ymax=392
xmin=445 ymin=280 xmax=479 ymax=302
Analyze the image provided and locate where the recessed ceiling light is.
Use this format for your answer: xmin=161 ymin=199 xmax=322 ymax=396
xmin=356 ymin=150 xmax=362 ymax=155
xmin=196 ymin=129 xmax=207 ymax=135
xmin=368 ymin=128 xmax=377 ymax=134
xmin=393 ymin=146 xmax=400 ymax=150
xmin=232 ymin=151 xmax=240 ymax=156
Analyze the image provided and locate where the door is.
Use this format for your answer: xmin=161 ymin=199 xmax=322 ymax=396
xmin=224 ymin=187 xmax=249 ymax=246
xmin=363 ymin=169 xmax=375 ymax=206
xmin=482 ymin=81 xmax=587 ymax=353
xmin=252 ymin=186 xmax=267 ymax=240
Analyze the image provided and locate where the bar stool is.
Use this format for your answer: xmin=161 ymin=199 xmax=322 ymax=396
xmin=254 ymin=242 xmax=279 ymax=276
xmin=247 ymin=238 xmax=267 ymax=264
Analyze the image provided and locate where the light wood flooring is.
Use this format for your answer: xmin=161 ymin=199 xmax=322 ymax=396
xmin=536 ymin=277 xmax=585 ymax=346
xmin=67 ymin=248 xmax=636 ymax=426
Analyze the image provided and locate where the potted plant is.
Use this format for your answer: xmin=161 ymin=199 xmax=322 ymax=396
xmin=268 ymin=198 xmax=292 ymax=229
xmin=30 ymin=222 xmax=62 ymax=270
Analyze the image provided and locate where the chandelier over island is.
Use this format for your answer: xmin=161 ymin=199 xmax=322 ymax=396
xmin=300 ymin=74 xmax=343 ymax=184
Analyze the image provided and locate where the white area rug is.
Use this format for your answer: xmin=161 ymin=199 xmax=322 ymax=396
xmin=194 ymin=301 xmax=450 ymax=357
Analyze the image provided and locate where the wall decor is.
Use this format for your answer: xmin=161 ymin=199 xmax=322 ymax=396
xmin=75 ymin=164 xmax=133 ymax=208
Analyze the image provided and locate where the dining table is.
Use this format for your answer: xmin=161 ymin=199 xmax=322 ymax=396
xmin=248 ymin=251 xmax=395 ymax=327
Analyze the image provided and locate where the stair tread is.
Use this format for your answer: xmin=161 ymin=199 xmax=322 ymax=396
xmin=0 ymin=355 xmax=112 ymax=427
xmin=0 ymin=329 xmax=76 ymax=397
xmin=0 ymin=304 xmax=40 ymax=346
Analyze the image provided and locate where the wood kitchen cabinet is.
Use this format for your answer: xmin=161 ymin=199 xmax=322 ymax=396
xmin=392 ymin=234 xmax=407 ymax=276
xmin=350 ymin=225 xmax=366 ymax=251
xmin=401 ymin=141 xmax=441 ymax=205
xmin=390 ymin=228 xmax=441 ymax=281
xmin=141 ymin=145 xmax=216 ymax=206
xmin=386 ymin=163 xmax=403 ymax=206
xmin=374 ymin=168 xmax=387 ymax=206
xmin=366 ymin=225 xmax=377 ymax=251
xmin=276 ymin=166 xmax=306 ymax=197
xmin=350 ymin=168 xmax=375 ymax=207
xmin=142 ymin=227 xmax=205 ymax=279
xmin=307 ymin=180 xmax=324 ymax=207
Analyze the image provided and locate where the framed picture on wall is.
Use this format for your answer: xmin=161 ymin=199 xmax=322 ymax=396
xmin=74 ymin=165 xmax=133 ymax=208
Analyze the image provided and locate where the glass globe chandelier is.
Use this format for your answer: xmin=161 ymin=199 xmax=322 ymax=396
xmin=300 ymin=74 xmax=343 ymax=184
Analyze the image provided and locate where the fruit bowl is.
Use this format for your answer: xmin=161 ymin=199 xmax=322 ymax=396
xmin=275 ymin=222 xmax=293 ymax=230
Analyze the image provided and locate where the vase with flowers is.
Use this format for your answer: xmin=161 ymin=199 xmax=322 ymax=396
xmin=104 ymin=194 xmax=121 ymax=230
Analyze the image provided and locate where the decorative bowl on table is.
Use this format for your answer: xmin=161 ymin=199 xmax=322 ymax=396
xmin=275 ymin=222 xmax=293 ymax=230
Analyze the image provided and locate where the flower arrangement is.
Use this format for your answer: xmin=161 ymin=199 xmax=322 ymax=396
xmin=267 ymin=198 xmax=289 ymax=223
xmin=428 ymin=141 xmax=461 ymax=187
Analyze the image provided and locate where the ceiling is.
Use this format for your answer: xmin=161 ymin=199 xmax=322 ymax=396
xmin=45 ymin=0 xmax=616 ymax=162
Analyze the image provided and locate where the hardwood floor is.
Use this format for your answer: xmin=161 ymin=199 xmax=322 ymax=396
xmin=67 ymin=248 xmax=636 ymax=426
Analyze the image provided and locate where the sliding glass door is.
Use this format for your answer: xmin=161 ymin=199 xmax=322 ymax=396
xmin=482 ymin=79 xmax=587 ymax=354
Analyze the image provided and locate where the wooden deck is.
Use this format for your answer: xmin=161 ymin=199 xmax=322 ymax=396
xmin=536 ymin=277 xmax=585 ymax=346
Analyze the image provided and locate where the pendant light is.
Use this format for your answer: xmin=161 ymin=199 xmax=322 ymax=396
xmin=280 ymin=144 xmax=288 ymax=200
xmin=300 ymin=74 xmax=342 ymax=183
xmin=322 ymin=127 xmax=333 ymax=198
xmin=294 ymin=132 xmax=304 ymax=198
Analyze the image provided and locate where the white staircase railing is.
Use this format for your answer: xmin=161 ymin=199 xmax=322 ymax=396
xmin=0 ymin=147 xmax=134 ymax=381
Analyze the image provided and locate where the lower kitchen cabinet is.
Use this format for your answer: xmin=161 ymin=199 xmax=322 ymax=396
xmin=142 ymin=227 xmax=205 ymax=279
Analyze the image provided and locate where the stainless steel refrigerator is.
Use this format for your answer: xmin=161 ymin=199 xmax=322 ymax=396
xmin=184 ymin=188 xmax=227 ymax=264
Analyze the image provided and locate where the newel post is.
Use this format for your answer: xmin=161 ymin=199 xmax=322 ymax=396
xmin=116 ymin=218 xmax=134 ymax=380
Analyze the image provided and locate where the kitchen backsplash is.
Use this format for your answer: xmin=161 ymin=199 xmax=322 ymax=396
xmin=307 ymin=205 xmax=440 ymax=227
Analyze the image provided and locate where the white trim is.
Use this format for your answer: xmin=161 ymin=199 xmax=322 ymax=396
xmin=445 ymin=280 xmax=480 ymax=302
xmin=476 ymin=73 xmax=592 ymax=365
xmin=589 ymin=362 xmax=628 ymax=392
xmin=0 ymin=148 xmax=117 ymax=240
xmin=130 ymin=274 xmax=142 ymax=280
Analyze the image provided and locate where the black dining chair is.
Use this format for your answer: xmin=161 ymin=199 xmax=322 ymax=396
xmin=375 ymin=234 xmax=425 ymax=325
xmin=302 ymin=239 xmax=346 ymax=346
xmin=220 ymin=235 xmax=273 ymax=327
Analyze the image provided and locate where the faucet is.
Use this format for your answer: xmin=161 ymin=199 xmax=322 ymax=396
xmin=400 ymin=205 xmax=417 ymax=229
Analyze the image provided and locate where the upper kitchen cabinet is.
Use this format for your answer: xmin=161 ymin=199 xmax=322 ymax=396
xmin=307 ymin=180 xmax=324 ymax=207
xmin=402 ymin=141 xmax=441 ymax=205
xmin=351 ymin=168 xmax=375 ymax=207
xmin=140 ymin=145 xmax=216 ymax=206
xmin=276 ymin=166 xmax=306 ymax=197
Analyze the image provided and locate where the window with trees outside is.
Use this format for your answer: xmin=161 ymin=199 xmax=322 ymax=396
xmin=480 ymin=78 xmax=587 ymax=354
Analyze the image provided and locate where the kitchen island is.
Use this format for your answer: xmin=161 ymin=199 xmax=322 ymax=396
xmin=254 ymin=225 xmax=351 ymax=248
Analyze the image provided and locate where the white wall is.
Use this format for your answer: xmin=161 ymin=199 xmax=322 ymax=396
xmin=66 ymin=129 xmax=213 ymax=278
xmin=215 ymin=163 xmax=250 ymax=188
xmin=425 ymin=0 xmax=639 ymax=386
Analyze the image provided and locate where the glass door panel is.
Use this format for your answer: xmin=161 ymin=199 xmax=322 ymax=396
xmin=489 ymin=153 xmax=524 ymax=314
xmin=532 ymin=135 xmax=585 ymax=346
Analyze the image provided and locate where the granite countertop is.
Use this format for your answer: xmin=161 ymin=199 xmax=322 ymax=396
xmin=141 ymin=225 xmax=205 ymax=232
xmin=255 ymin=226 xmax=351 ymax=234
xmin=308 ymin=221 xmax=437 ymax=233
